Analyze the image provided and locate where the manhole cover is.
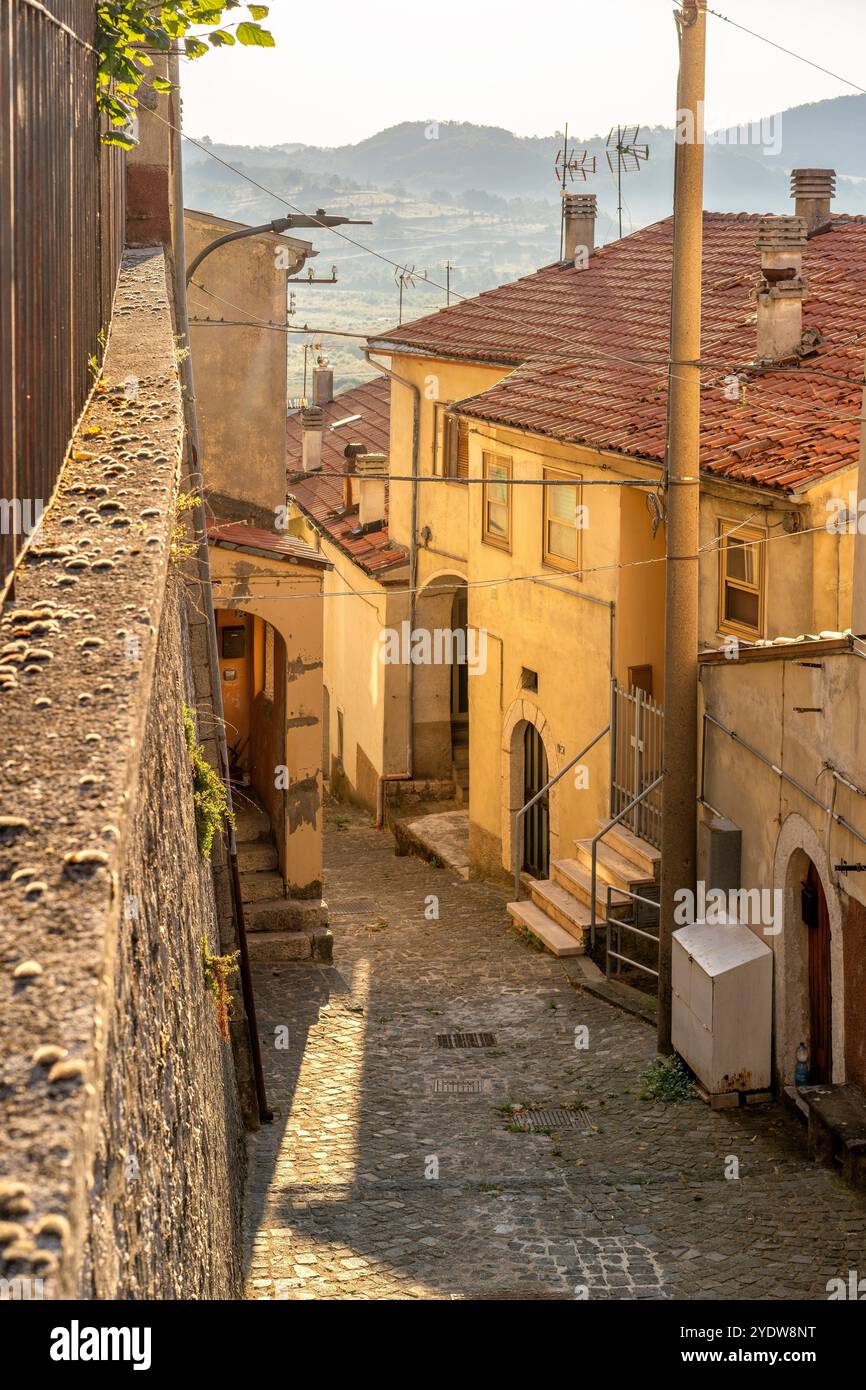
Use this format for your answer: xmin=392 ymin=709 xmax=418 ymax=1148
xmin=509 ymin=1106 xmax=594 ymax=1133
xmin=436 ymin=1031 xmax=496 ymax=1049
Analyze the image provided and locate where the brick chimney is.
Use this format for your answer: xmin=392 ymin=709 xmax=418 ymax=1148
xmin=354 ymin=452 xmax=387 ymax=529
xmin=563 ymin=193 xmax=596 ymax=265
xmin=790 ymin=168 xmax=835 ymax=234
xmin=301 ymin=405 xmax=323 ymax=473
xmin=312 ymin=364 xmax=334 ymax=405
xmin=755 ymin=216 xmax=807 ymax=361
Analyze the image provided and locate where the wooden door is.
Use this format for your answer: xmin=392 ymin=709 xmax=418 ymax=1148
xmin=522 ymin=724 xmax=549 ymax=878
xmin=806 ymin=862 xmax=832 ymax=1083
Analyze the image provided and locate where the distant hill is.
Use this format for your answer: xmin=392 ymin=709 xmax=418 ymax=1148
xmin=182 ymin=95 xmax=866 ymax=396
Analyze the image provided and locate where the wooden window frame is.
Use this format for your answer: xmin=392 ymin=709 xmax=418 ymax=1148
xmin=717 ymin=518 xmax=766 ymax=639
xmin=432 ymin=402 xmax=469 ymax=481
xmin=482 ymin=451 xmax=512 ymax=551
xmin=542 ymin=466 xmax=583 ymax=573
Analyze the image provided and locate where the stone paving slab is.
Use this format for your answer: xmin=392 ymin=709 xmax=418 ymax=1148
xmin=243 ymin=802 xmax=866 ymax=1301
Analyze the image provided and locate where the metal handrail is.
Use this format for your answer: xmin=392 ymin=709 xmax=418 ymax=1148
xmin=590 ymin=773 xmax=664 ymax=947
xmin=512 ymin=723 xmax=610 ymax=901
xmin=603 ymin=884 xmax=661 ymax=983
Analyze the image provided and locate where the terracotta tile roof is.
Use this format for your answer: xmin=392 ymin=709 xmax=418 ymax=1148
xmin=373 ymin=214 xmax=866 ymax=493
xmin=286 ymin=375 xmax=408 ymax=575
xmin=207 ymin=521 xmax=331 ymax=568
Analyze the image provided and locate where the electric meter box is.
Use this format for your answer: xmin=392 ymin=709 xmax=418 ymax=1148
xmin=672 ymin=922 xmax=773 ymax=1096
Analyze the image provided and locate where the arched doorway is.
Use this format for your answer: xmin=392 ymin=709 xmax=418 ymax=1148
xmin=804 ymin=860 xmax=832 ymax=1083
xmin=522 ymin=722 xmax=549 ymax=878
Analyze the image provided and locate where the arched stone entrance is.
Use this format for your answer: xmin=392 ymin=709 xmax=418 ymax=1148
xmin=413 ymin=571 xmax=468 ymax=781
xmin=772 ymin=814 xmax=845 ymax=1085
xmin=501 ymin=699 xmax=560 ymax=879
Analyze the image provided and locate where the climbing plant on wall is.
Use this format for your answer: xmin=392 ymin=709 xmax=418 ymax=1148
xmin=95 ymin=1 xmax=274 ymax=148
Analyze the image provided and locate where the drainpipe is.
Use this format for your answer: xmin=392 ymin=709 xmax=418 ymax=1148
xmin=170 ymin=54 xmax=271 ymax=1124
xmin=363 ymin=349 xmax=420 ymax=827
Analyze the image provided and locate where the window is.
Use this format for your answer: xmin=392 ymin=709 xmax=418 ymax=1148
xmin=433 ymin=403 xmax=469 ymax=479
xmin=482 ymin=452 xmax=511 ymax=549
xmin=543 ymin=467 xmax=582 ymax=570
xmin=718 ymin=520 xmax=766 ymax=637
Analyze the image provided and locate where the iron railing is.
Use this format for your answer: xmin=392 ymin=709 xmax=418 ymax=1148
xmin=512 ymin=722 xmax=610 ymax=902
xmin=590 ymin=772 xmax=664 ymax=944
xmin=0 ymin=0 xmax=125 ymax=591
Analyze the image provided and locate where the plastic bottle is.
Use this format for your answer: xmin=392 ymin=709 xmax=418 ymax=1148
xmin=795 ymin=1040 xmax=809 ymax=1087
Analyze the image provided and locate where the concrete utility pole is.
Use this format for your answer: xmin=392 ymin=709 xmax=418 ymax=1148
xmin=658 ymin=0 xmax=707 ymax=1053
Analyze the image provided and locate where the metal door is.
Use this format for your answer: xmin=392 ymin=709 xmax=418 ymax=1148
xmin=522 ymin=724 xmax=549 ymax=878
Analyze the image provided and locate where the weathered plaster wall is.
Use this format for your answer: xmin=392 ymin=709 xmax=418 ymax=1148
xmin=0 ymin=249 xmax=247 ymax=1298
xmin=185 ymin=210 xmax=310 ymax=514
xmin=700 ymin=648 xmax=866 ymax=1087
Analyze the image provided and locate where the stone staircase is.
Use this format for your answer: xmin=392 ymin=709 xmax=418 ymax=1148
xmin=235 ymin=798 xmax=331 ymax=963
xmin=507 ymin=821 xmax=660 ymax=958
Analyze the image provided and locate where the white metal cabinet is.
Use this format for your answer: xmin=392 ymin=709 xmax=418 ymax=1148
xmin=672 ymin=922 xmax=773 ymax=1094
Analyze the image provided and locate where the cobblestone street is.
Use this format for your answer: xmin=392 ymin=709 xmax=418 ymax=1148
xmin=243 ymin=803 xmax=866 ymax=1300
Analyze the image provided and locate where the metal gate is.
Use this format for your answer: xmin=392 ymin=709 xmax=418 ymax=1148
xmin=610 ymin=681 xmax=664 ymax=848
xmin=522 ymin=724 xmax=549 ymax=878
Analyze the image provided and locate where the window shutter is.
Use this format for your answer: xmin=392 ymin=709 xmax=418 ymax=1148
xmin=445 ymin=414 xmax=459 ymax=476
xmin=456 ymin=419 xmax=470 ymax=478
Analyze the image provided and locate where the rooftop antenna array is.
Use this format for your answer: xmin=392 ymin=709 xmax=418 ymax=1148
xmin=395 ymin=264 xmax=427 ymax=324
xmin=555 ymin=123 xmax=597 ymax=259
xmin=605 ymin=125 xmax=649 ymax=240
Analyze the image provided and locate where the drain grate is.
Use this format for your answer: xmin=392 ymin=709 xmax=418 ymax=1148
xmin=509 ymin=1106 xmax=594 ymax=1133
xmin=436 ymin=1031 xmax=496 ymax=1049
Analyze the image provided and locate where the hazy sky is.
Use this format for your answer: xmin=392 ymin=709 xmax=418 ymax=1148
xmin=181 ymin=0 xmax=866 ymax=147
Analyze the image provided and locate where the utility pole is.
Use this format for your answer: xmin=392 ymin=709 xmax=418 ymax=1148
xmin=658 ymin=0 xmax=707 ymax=1053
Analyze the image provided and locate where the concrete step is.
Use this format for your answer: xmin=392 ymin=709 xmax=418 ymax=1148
xmin=244 ymin=897 xmax=328 ymax=933
xmin=507 ymin=900 xmax=584 ymax=957
xmin=247 ymin=927 xmax=333 ymax=964
xmin=239 ymin=870 xmax=285 ymax=904
xmin=552 ymin=857 xmax=629 ymax=914
xmin=574 ymin=839 xmax=654 ymax=893
xmin=596 ymin=821 xmax=661 ymax=881
xmin=234 ymin=802 xmax=271 ymax=844
xmin=237 ymin=841 xmax=278 ymax=874
xmin=530 ymin=877 xmax=592 ymax=941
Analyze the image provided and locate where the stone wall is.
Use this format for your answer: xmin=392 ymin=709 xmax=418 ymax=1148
xmin=83 ymin=573 xmax=245 ymax=1299
xmin=0 ymin=248 xmax=249 ymax=1299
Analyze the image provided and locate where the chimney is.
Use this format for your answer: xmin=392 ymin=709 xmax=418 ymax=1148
xmin=312 ymin=364 xmax=334 ymax=405
xmin=790 ymin=168 xmax=835 ymax=234
xmin=755 ymin=216 xmax=807 ymax=361
xmin=563 ymin=193 xmax=596 ymax=265
xmin=354 ymin=452 xmax=387 ymax=529
xmin=301 ymin=405 xmax=323 ymax=473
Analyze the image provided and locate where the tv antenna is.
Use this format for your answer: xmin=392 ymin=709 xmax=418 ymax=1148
xmin=555 ymin=123 xmax=597 ymax=259
xmin=395 ymin=264 xmax=425 ymax=324
xmin=605 ymin=125 xmax=649 ymax=239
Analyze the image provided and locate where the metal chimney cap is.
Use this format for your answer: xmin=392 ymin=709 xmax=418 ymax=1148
xmin=301 ymin=405 xmax=324 ymax=427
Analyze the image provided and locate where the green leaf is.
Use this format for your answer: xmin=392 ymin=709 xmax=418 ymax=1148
xmin=236 ymin=21 xmax=274 ymax=45
xmin=248 ymin=5 xmax=269 ymax=17
xmin=151 ymin=76 xmax=177 ymax=92
xmin=184 ymin=36 xmax=210 ymax=57
xmin=102 ymin=130 xmax=138 ymax=150
xmin=208 ymin=29 xmax=235 ymax=44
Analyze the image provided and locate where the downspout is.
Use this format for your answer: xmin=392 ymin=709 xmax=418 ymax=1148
xmin=364 ymin=349 xmax=420 ymax=827
xmin=170 ymin=54 xmax=271 ymax=1123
